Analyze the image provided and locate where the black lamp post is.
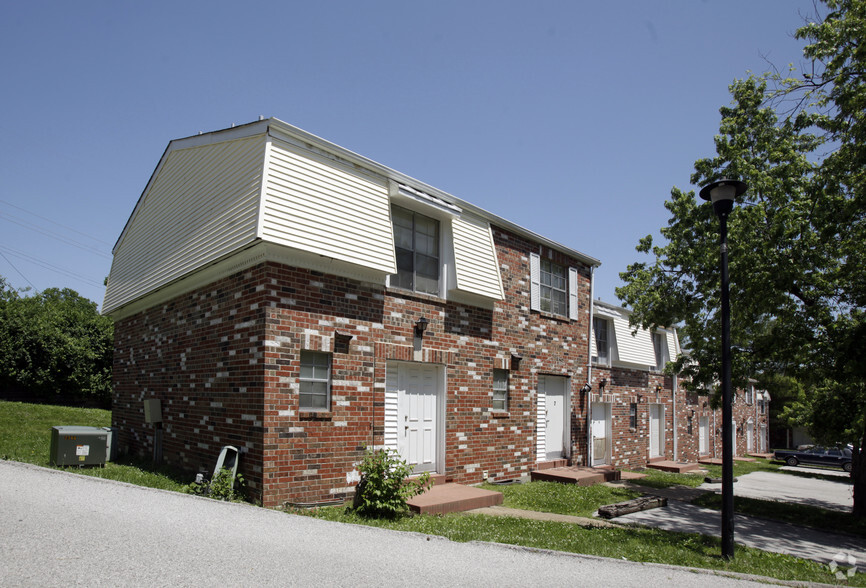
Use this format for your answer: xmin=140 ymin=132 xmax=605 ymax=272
xmin=699 ymin=178 xmax=747 ymax=560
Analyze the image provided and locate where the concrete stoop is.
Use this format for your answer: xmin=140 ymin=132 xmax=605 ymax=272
xmin=530 ymin=465 xmax=621 ymax=486
xmin=407 ymin=482 xmax=503 ymax=515
xmin=646 ymin=460 xmax=700 ymax=473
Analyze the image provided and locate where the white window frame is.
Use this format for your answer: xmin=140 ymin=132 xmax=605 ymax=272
xmin=530 ymin=253 xmax=579 ymax=320
xmin=299 ymin=350 xmax=331 ymax=411
xmin=593 ymin=317 xmax=611 ymax=366
xmin=390 ymin=204 xmax=441 ymax=296
xmin=492 ymin=368 xmax=509 ymax=411
xmin=652 ymin=331 xmax=668 ymax=372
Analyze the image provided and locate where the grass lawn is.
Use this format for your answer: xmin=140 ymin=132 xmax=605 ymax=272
xmin=0 ymin=400 xmax=188 ymax=491
xmin=4 ymin=400 xmax=863 ymax=585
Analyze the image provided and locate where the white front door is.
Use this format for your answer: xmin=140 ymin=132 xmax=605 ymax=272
xmin=760 ymin=424 xmax=767 ymax=452
xmin=591 ymin=402 xmax=611 ymax=466
xmin=396 ymin=363 xmax=441 ymax=473
xmin=699 ymin=416 xmax=709 ymax=455
xmin=746 ymin=422 xmax=754 ymax=453
xmin=649 ymin=404 xmax=664 ymax=458
xmin=541 ymin=376 xmax=567 ymax=460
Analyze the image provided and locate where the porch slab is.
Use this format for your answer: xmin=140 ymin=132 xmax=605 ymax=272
xmin=407 ymin=483 xmax=503 ymax=515
xmin=646 ymin=460 xmax=700 ymax=473
xmin=748 ymin=452 xmax=774 ymax=459
xmin=698 ymin=457 xmax=757 ymax=465
xmin=530 ymin=466 xmax=621 ymax=486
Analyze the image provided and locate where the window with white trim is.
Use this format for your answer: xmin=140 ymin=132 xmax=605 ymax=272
xmin=529 ymin=253 xmax=579 ymax=320
xmin=540 ymin=258 xmax=567 ymax=316
xmin=299 ymin=351 xmax=331 ymax=410
xmin=492 ymin=368 xmax=509 ymax=411
xmin=652 ymin=331 xmax=668 ymax=372
xmin=745 ymin=385 xmax=754 ymax=405
xmin=391 ymin=205 xmax=440 ymax=296
xmin=593 ymin=317 xmax=610 ymax=365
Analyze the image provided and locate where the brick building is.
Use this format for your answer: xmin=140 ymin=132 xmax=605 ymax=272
xmin=104 ymin=119 xmax=601 ymax=508
xmin=105 ymin=119 xmax=769 ymax=509
xmin=587 ymin=300 xmax=770 ymax=469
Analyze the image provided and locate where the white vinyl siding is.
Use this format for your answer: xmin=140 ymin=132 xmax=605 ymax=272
xmin=612 ymin=313 xmax=657 ymax=366
xmin=451 ymin=214 xmax=504 ymax=301
xmin=536 ymin=391 xmax=546 ymax=461
xmin=384 ymin=363 xmax=400 ymax=452
xmin=261 ymin=138 xmax=396 ymax=274
xmin=103 ymin=135 xmax=265 ymax=314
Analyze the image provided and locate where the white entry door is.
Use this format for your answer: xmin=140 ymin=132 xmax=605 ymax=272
xmin=649 ymin=404 xmax=664 ymax=458
xmin=699 ymin=416 xmax=709 ymax=455
xmin=759 ymin=424 xmax=767 ymax=452
xmin=731 ymin=418 xmax=737 ymax=457
xmin=396 ymin=363 xmax=441 ymax=473
xmin=591 ymin=402 xmax=611 ymax=466
xmin=746 ymin=422 xmax=754 ymax=453
xmin=541 ymin=376 xmax=567 ymax=460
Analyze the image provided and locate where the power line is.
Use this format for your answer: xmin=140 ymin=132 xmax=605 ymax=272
xmin=0 ymin=211 xmax=111 ymax=259
xmin=0 ymin=199 xmax=112 ymax=246
xmin=0 ymin=245 xmax=104 ymax=287
xmin=0 ymin=250 xmax=38 ymax=292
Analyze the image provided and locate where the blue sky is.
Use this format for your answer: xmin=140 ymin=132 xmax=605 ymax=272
xmin=0 ymin=1 xmax=819 ymax=310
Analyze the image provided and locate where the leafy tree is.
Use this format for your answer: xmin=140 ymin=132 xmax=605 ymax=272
xmin=0 ymin=279 xmax=113 ymax=406
xmin=617 ymin=0 xmax=866 ymax=518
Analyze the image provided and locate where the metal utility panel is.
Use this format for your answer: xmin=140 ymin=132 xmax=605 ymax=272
xmin=50 ymin=426 xmax=108 ymax=466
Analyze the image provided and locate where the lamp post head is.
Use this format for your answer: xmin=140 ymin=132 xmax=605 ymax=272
xmin=699 ymin=179 xmax=747 ymax=218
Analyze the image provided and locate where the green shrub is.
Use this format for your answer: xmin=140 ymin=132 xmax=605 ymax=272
xmin=182 ymin=467 xmax=245 ymax=502
xmin=352 ymin=447 xmax=430 ymax=519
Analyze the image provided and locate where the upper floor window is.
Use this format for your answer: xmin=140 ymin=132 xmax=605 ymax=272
xmin=593 ymin=317 xmax=610 ymax=365
xmin=540 ymin=259 xmax=567 ymax=316
xmin=391 ymin=205 xmax=440 ymax=296
xmin=299 ymin=350 xmax=331 ymax=411
xmin=492 ymin=369 xmax=509 ymax=411
xmin=745 ymin=385 xmax=754 ymax=405
xmin=652 ymin=332 xmax=668 ymax=372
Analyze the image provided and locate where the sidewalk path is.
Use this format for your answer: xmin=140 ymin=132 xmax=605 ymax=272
xmin=615 ymin=479 xmax=864 ymax=566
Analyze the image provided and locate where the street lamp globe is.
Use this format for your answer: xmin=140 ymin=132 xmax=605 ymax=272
xmin=699 ymin=179 xmax=748 ymax=218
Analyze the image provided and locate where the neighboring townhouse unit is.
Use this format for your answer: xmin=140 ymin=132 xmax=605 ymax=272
xmin=588 ymin=301 xmax=771 ymax=468
xmin=588 ymin=300 xmax=681 ymax=469
xmin=104 ymin=118 xmax=601 ymax=508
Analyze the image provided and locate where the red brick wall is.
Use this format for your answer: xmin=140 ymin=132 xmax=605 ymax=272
xmin=113 ymin=225 xmax=595 ymax=508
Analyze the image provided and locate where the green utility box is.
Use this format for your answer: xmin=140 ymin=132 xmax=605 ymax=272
xmin=50 ymin=426 xmax=108 ymax=467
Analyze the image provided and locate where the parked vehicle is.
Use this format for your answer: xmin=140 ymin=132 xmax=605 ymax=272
xmin=773 ymin=446 xmax=853 ymax=472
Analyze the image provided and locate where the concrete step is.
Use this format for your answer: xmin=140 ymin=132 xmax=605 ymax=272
xmin=646 ymin=460 xmax=700 ymax=473
xmin=407 ymin=483 xmax=503 ymax=515
xmin=530 ymin=466 xmax=621 ymax=486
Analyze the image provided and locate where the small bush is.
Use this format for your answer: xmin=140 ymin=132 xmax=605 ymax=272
xmin=352 ymin=447 xmax=430 ymax=519
xmin=183 ymin=467 xmax=245 ymax=502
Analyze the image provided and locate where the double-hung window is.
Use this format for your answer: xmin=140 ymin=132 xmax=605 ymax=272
xmin=299 ymin=351 xmax=331 ymax=410
xmin=652 ymin=332 xmax=668 ymax=372
xmin=593 ymin=317 xmax=610 ymax=365
xmin=391 ymin=205 xmax=440 ymax=296
xmin=539 ymin=258 xmax=567 ymax=316
xmin=492 ymin=369 xmax=509 ymax=411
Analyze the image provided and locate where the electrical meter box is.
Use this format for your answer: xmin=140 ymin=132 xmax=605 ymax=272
xmin=50 ymin=426 xmax=108 ymax=467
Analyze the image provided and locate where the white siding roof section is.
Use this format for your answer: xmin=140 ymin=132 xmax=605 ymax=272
xmin=612 ymin=313 xmax=658 ymax=366
xmin=261 ymin=138 xmax=396 ymax=275
xmin=450 ymin=214 xmax=504 ymax=301
xmin=103 ymin=134 xmax=265 ymax=314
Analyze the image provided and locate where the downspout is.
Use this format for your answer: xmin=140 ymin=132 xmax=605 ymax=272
xmin=585 ymin=266 xmax=595 ymax=467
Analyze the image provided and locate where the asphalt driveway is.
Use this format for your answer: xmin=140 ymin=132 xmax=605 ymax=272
xmin=1 ymin=461 xmax=770 ymax=587
xmin=700 ymin=470 xmax=853 ymax=512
